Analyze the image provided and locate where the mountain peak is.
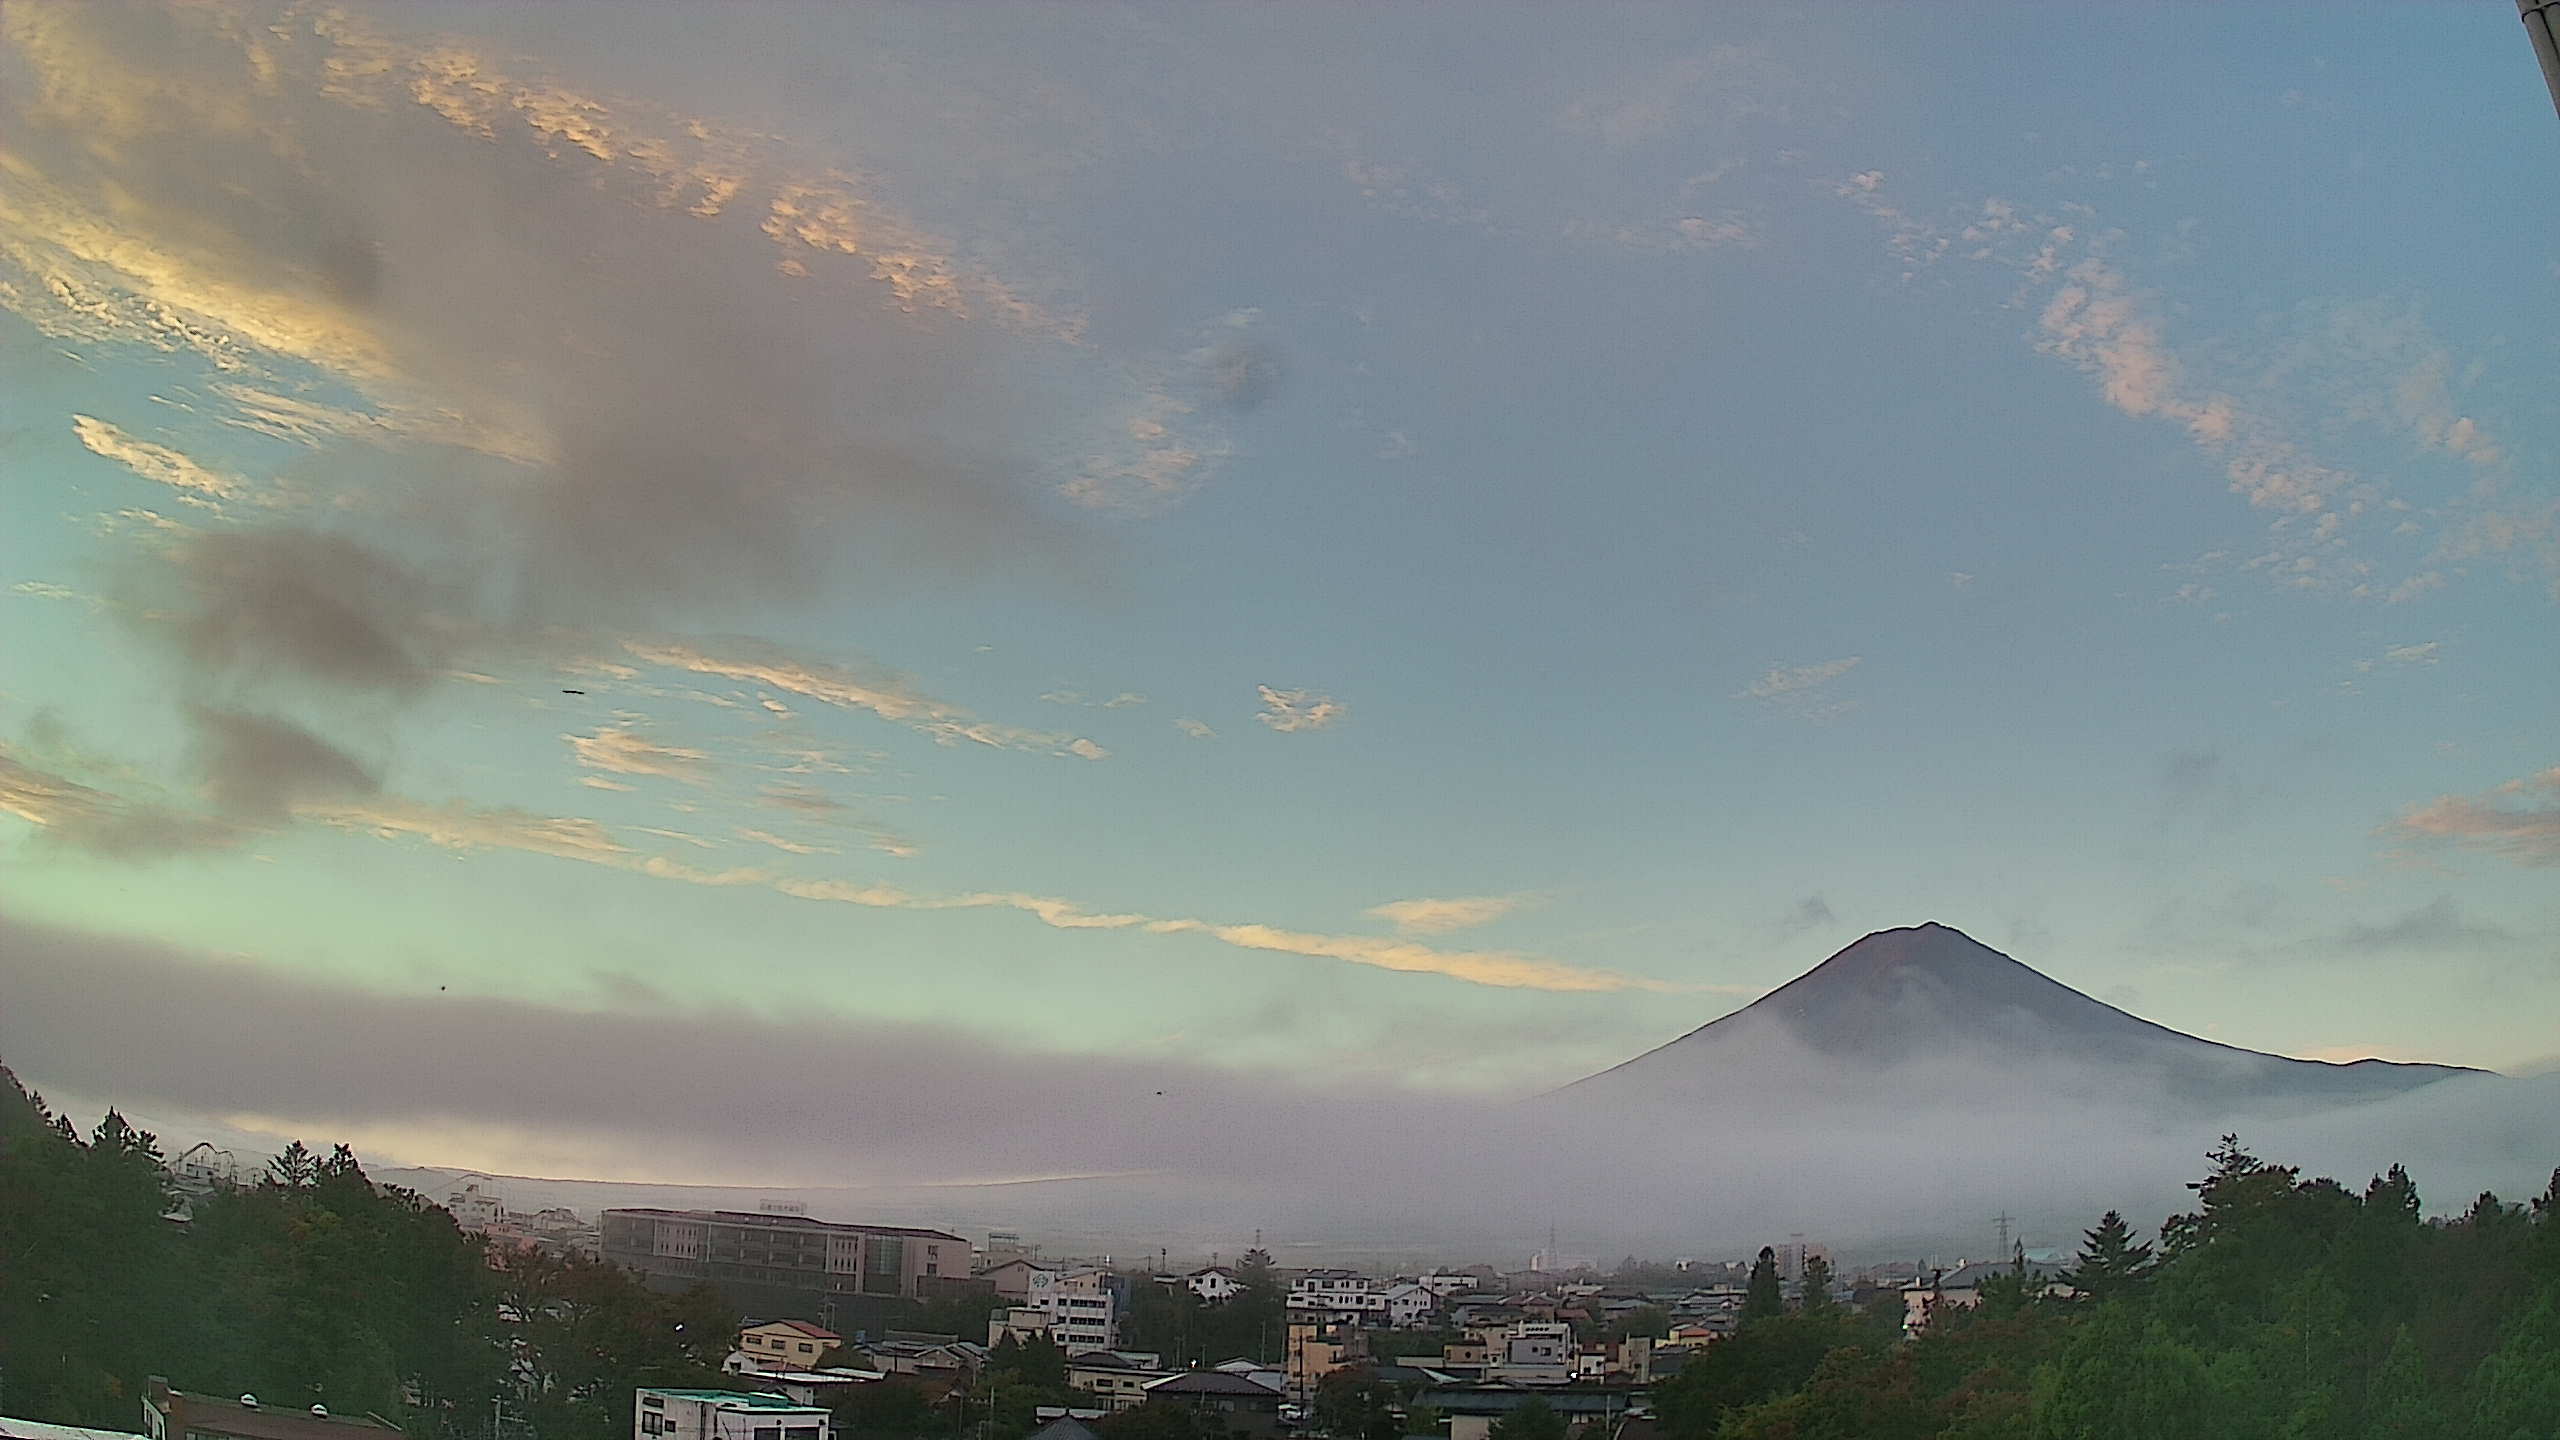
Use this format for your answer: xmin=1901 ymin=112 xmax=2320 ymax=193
xmin=1559 ymin=921 xmax=2479 ymax=1109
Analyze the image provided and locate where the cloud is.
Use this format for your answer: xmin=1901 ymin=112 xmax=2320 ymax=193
xmin=1739 ymin=657 xmax=1861 ymax=720
xmin=1741 ymin=656 xmax=1861 ymax=700
xmin=2355 ymin=641 xmax=2440 ymax=673
xmin=1102 ymin=693 xmax=1147 ymax=709
xmin=0 ymin=743 xmax=231 ymax=858
xmin=625 ymin=639 xmax=1105 ymax=760
xmin=1174 ymin=717 xmax=1216 ymax=740
xmin=7 ymin=910 xmax=2553 ymax=1254
xmin=188 ymin=707 xmax=379 ymax=825
xmin=1369 ymin=896 xmax=1524 ymax=936
xmin=2324 ymin=897 xmax=2513 ymax=953
xmin=735 ymin=828 xmax=838 ymax=857
xmin=564 ymin=725 xmax=712 ymax=785
xmin=2391 ymin=767 xmax=2560 ymax=867
xmin=1775 ymin=895 xmax=1836 ymax=938
xmin=115 ymin=528 xmax=456 ymax=697
xmin=70 ymin=414 xmax=242 ymax=501
xmin=1257 ymin=685 xmax=1344 ymax=733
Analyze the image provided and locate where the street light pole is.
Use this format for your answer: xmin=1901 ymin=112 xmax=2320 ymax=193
xmin=2522 ymin=0 xmax=2560 ymax=119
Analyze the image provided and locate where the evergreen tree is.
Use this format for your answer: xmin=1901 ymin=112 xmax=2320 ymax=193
xmin=1798 ymin=1253 xmax=1836 ymax=1315
xmin=1487 ymin=1398 xmax=1566 ymax=1440
xmin=1743 ymin=1247 xmax=1784 ymax=1321
xmin=2062 ymin=1211 xmax=2155 ymax=1302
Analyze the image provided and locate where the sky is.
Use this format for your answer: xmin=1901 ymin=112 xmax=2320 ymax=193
xmin=2 ymin=2 xmax=2557 ymax=1204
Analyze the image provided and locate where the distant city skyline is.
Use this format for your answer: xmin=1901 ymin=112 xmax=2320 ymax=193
xmin=2 ymin=3 xmax=2556 ymax=1186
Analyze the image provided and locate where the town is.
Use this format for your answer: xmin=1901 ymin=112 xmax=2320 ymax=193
xmin=4 ymin=1075 xmax=2557 ymax=1440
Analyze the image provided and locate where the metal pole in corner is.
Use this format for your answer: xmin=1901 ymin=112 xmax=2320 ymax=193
xmin=2523 ymin=0 xmax=2560 ymax=119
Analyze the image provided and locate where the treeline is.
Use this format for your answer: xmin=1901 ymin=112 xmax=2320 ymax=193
xmin=0 ymin=1062 xmax=735 ymax=1440
xmin=1653 ymin=1137 xmax=2560 ymax=1439
xmin=1115 ymin=1252 xmax=1288 ymax=1366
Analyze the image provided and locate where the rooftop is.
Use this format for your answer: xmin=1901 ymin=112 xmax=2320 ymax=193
xmin=150 ymin=1390 xmax=400 ymax=1440
xmin=642 ymin=1391 xmax=829 ymax=1412
xmin=2 ymin=1419 xmax=145 ymax=1440
xmin=1144 ymin=1373 xmax=1284 ymax=1398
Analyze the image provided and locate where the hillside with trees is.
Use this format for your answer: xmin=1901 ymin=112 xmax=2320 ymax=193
xmin=1654 ymin=1136 xmax=2560 ymax=1439
xmin=0 ymin=1061 xmax=735 ymax=1440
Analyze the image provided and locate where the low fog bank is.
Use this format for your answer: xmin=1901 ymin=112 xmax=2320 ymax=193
xmin=7 ymin=912 xmax=2554 ymax=1264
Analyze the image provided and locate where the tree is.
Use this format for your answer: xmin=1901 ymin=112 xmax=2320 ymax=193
xmin=1798 ymin=1253 xmax=1836 ymax=1315
xmin=1600 ymin=1305 xmax=1670 ymax=1343
xmin=1487 ymin=1398 xmax=1566 ymax=1440
xmin=1097 ymin=1399 xmax=1220 ymax=1440
xmin=1315 ymin=1366 xmax=1402 ymax=1440
xmin=2062 ymin=1211 xmax=2154 ymax=1303
xmin=1743 ymin=1247 xmax=1784 ymax=1322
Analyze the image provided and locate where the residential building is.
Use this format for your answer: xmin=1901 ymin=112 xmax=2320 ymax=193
xmin=980 ymin=1258 xmax=1062 ymax=1304
xmin=169 ymin=1143 xmax=241 ymax=1193
xmin=747 ymin=1374 xmax=884 ymax=1408
xmin=602 ymin=1210 xmax=968 ymax=1304
xmin=1417 ymin=1273 xmax=1478 ymax=1298
xmin=447 ymin=1184 xmax=506 ymax=1234
xmin=1063 ymin=1352 xmax=1173 ymax=1411
xmin=1209 ymin=1359 xmax=1287 ymax=1395
xmin=735 ymin=1321 xmax=841 ymax=1373
xmin=1186 ymin=1266 xmax=1241 ymax=1303
xmin=1139 ymin=1373 xmax=1284 ymax=1437
xmin=1901 ymin=1260 xmax=2072 ymax=1336
xmin=989 ymin=1306 xmax=1055 ymax=1348
xmin=633 ymin=1390 xmax=827 ymax=1440
xmin=1285 ymin=1269 xmax=1375 ymax=1320
xmin=1490 ymin=1323 xmax=1574 ymax=1385
xmin=1022 ymin=1419 xmax=1097 ymax=1440
xmin=1041 ymin=1268 xmax=1121 ymax=1353
xmin=142 ymin=1381 xmax=399 ymax=1440
xmin=1422 ymin=1385 xmax=1643 ymax=1440
xmin=1378 ymin=1282 xmax=1437 ymax=1328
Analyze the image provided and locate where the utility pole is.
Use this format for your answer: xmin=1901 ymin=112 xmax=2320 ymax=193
xmin=2522 ymin=1 xmax=2560 ymax=119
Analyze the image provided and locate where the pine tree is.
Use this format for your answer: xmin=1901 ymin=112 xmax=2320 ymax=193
xmin=2063 ymin=1211 xmax=2156 ymax=1302
xmin=1742 ymin=1247 xmax=1783 ymax=1322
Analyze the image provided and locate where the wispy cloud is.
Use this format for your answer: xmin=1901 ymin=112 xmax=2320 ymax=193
xmin=564 ymin=724 xmax=712 ymax=785
xmin=1174 ymin=717 xmax=1216 ymax=740
xmin=2354 ymin=641 xmax=2440 ymax=674
xmin=625 ymin=639 xmax=1105 ymax=760
xmin=71 ymin=415 xmax=242 ymax=502
xmin=1257 ymin=685 xmax=1345 ymax=733
xmin=2391 ymin=766 xmax=2560 ymax=867
xmin=1369 ymin=896 xmax=1525 ymax=936
xmin=2324 ymin=897 xmax=2513 ymax=953
xmin=1740 ymin=657 xmax=1862 ymax=721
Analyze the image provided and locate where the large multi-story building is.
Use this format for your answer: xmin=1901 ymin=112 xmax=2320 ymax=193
xmin=1040 ymin=1268 xmax=1122 ymax=1353
xmin=602 ymin=1210 xmax=969 ymax=1307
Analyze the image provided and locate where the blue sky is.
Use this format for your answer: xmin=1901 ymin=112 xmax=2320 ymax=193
xmin=1 ymin=2 xmax=2555 ymax=1178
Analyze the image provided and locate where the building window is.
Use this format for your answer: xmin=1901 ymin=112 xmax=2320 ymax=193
xmin=754 ymin=1428 xmax=780 ymax=1440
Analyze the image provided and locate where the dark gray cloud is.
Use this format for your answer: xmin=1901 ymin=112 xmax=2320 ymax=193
xmin=187 ymin=707 xmax=380 ymax=825
xmin=118 ymin=529 xmax=457 ymax=696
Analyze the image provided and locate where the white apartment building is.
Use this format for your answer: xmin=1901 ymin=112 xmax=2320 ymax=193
xmin=635 ymin=1390 xmax=829 ymax=1440
xmin=1285 ymin=1272 xmax=1438 ymax=1328
xmin=1041 ymin=1268 xmax=1120 ymax=1353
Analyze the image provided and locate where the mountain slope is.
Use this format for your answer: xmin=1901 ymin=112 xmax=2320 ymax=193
xmin=1563 ymin=923 xmax=2482 ymax=1112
